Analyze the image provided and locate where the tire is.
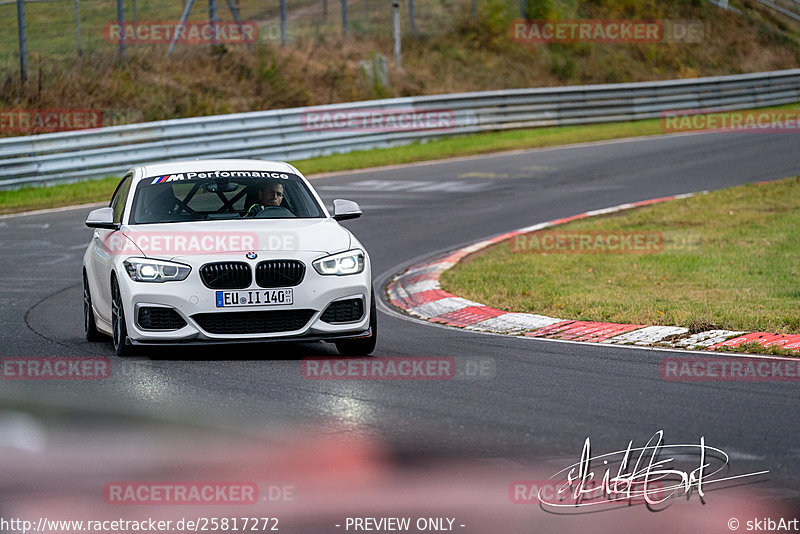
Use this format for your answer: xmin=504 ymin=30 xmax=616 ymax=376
xmin=83 ymin=272 xmax=104 ymax=342
xmin=111 ymin=277 xmax=135 ymax=357
xmin=335 ymin=291 xmax=377 ymax=356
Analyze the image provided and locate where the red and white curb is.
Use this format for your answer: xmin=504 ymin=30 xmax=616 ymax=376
xmin=387 ymin=195 xmax=800 ymax=354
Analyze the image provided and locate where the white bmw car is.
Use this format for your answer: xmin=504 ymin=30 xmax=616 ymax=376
xmin=82 ymin=159 xmax=376 ymax=356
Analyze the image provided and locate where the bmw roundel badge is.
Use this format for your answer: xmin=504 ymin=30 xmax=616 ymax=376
xmin=246 ymin=251 xmax=258 ymax=260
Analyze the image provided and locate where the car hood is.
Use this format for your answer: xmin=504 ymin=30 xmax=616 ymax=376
xmin=120 ymin=219 xmax=352 ymax=260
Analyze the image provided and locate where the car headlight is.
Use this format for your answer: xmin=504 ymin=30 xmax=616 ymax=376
xmin=123 ymin=258 xmax=191 ymax=282
xmin=313 ymin=249 xmax=365 ymax=276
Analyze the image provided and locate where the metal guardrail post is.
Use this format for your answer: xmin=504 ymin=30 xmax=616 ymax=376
xmin=393 ymin=0 xmax=401 ymax=68
xmin=280 ymin=0 xmax=287 ymax=46
xmin=116 ymin=0 xmax=126 ymax=57
xmin=16 ymin=0 xmax=28 ymax=84
xmin=341 ymin=0 xmax=348 ymax=37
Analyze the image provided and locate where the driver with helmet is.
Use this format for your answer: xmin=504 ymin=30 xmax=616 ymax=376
xmin=245 ymin=181 xmax=285 ymax=217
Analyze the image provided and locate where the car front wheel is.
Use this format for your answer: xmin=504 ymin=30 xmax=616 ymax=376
xmin=84 ymin=272 xmax=104 ymax=342
xmin=111 ymin=277 xmax=135 ymax=357
xmin=335 ymin=291 xmax=377 ymax=356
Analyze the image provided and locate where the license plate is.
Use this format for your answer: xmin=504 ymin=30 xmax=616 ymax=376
xmin=215 ymin=289 xmax=293 ymax=308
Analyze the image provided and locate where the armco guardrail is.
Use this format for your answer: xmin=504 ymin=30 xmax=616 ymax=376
xmin=1 ymin=69 xmax=799 ymax=188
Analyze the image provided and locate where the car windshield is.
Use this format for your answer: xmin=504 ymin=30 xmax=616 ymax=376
xmin=129 ymin=170 xmax=325 ymax=224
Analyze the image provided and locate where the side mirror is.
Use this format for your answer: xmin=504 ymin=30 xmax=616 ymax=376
xmin=85 ymin=207 xmax=119 ymax=230
xmin=332 ymin=199 xmax=362 ymax=221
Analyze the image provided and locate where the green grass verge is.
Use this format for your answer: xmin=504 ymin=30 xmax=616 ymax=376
xmin=717 ymin=342 xmax=800 ymax=357
xmin=441 ymin=176 xmax=800 ymax=335
xmin=0 ymin=176 xmax=121 ymax=214
xmin=4 ymin=102 xmax=800 ymax=215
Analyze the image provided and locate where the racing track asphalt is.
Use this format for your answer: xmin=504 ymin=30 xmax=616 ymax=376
xmin=1 ymin=131 xmax=799 ymax=504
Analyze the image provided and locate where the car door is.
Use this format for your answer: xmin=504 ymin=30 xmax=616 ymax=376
xmin=89 ymin=173 xmax=133 ymax=323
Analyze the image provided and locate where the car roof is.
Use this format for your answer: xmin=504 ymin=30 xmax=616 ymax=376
xmin=137 ymin=159 xmax=297 ymax=181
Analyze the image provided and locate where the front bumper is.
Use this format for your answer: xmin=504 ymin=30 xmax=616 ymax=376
xmin=116 ymin=251 xmax=371 ymax=343
xmin=127 ymin=327 xmax=373 ymax=347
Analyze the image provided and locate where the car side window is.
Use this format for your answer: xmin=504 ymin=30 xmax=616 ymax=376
xmin=110 ymin=174 xmax=133 ymax=224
